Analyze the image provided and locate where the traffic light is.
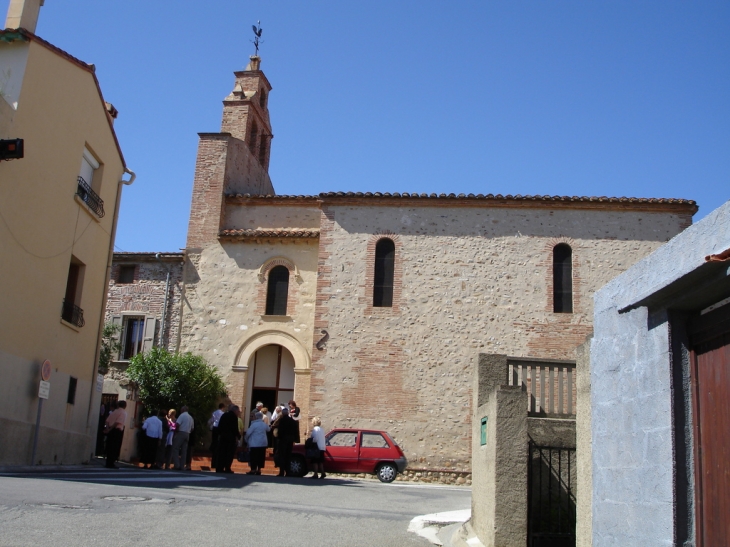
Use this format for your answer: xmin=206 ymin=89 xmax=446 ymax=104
xmin=0 ymin=139 xmax=24 ymax=160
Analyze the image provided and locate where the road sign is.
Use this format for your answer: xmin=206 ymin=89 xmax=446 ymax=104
xmin=41 ymin=360 xmax=52 ymax=381
xmin=38 ymin=380 xmax=50 ymax=399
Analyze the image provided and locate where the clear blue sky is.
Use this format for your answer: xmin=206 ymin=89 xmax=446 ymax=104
xmin=10 ymin=1 xmax=729 ymax=251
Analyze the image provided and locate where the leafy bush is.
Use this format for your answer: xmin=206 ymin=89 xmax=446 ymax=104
xmin=98 ymin=322 xmax=122 ymax=374
xmin=127 ymin=348 xmax=227 ymax=429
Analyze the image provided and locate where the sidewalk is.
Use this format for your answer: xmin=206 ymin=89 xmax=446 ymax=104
xmin=0 ymin=457 xmax=111 ymax=474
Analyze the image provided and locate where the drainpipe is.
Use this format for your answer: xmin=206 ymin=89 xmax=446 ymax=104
xmin=85 ymin=168 xmax=135 ymax=459
xmin=155 ymin=253 xmax=171 ymax=348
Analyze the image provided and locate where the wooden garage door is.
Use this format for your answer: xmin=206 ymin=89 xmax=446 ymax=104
xmin=690 ymin=304 xmax=730 ymax=547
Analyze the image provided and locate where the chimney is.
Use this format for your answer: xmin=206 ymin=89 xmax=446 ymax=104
xmin=5 ymin=0 xmax=45 ymax=32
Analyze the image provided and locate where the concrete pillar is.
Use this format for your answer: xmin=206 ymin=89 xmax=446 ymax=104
xmin=575 ymin=337 xmax=593 ymax=547
xmin=471 ymin=354 xmax=528 ymax=547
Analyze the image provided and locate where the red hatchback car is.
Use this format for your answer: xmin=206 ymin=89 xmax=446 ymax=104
xmin=290 ymin=428 xmax=407 ymax=482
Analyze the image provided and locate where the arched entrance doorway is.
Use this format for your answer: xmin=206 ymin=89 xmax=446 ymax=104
xmin=247 ymin=344 xmax=295 ymax=420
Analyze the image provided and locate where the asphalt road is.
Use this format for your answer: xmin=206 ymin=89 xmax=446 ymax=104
xmin=0 ymin=467 xmax=471 ymax=547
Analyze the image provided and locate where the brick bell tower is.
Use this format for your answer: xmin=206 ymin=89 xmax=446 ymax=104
xmin=186 ymin=55 xmax=275 ymax=250
xmin=221 ymin=55 xmax=273 ymax=171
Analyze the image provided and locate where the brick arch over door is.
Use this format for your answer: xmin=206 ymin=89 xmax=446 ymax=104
xmin=235 ymin=331 xmax=311 ymax=371
xmin=232 ymin=331 xmax=312 ymax=426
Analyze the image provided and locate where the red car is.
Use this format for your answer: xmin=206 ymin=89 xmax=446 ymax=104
xmin=290 ymin=428 xmax=407 ymax=482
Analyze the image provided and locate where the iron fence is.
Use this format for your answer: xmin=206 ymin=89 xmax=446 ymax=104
xmin=76 ymin=176 xmax=105 ymax=218
xmin=527 ymin=442 xmax=576 ymax=547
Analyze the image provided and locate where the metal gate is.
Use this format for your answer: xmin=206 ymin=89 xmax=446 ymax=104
xmin=527 ymin=442 xmax=576 ymax=547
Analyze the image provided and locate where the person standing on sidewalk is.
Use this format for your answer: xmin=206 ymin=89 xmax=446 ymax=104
xmin=209 ymin=403 xmax=225 ymax=469
xmin=141 ymin=410 xmax=163 ymax=469
xmin=244 ymin=411 xmax=270 ymax=475
xmin=104 ymin=400 xmax=127 ymax=469
xmin=307 ymin=416 xmax=327 ymax=480
xmin=171 ymin=405 xmax=194 ymax=470
xmin=216 ymin=405 xmax=241 ymax=474
xmin=276 ymin=407 xmax=297 ymax=476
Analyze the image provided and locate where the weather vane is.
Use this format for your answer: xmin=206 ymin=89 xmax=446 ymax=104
xmin=251 ymin=21 xmax=263 ymax=56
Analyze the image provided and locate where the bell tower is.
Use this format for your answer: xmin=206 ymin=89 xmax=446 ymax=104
xmin=221 ymin=56 xmax=273 ymax=172
xmin=186 ymin=55 xmax=275 ymax=249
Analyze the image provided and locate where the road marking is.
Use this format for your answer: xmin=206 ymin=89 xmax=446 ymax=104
xmin=60 ymin=475 xmax=226 ymax=483
xmin=0 ymin=471 xmax=226 ymax=482
xmin=387 ymin=482 xmax=470 ymax=492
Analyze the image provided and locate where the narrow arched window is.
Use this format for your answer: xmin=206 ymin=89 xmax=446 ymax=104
xmin=373 ymin=238 xmax=395 ymax=307
xmin=259 ymin=89 xmax=267 ymax=108
xmin=553 ymin=244 xmax=573 ymax=313
xmin=266 ymin=266 xmax=289 ymax=315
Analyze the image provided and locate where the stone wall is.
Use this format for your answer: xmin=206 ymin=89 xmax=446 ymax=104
xmin=307 ymin=203 xmax=689 ymax=469
xmin=180 ymin=238 xmax=319 ymax=420
xmin=178 ymin=196 xmax=693 ymax=474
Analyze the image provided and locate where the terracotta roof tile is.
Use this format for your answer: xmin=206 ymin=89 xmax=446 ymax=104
xmin=219 ymin=229 xmax=320 ymax=239
xmin=225 ymin=191 xmax=696 ymax=206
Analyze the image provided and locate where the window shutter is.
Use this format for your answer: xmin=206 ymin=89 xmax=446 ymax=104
xmin=111 ymin=315 xmax=123 ymax=360
xmin=142 ymin=315 xmax=157 ymax=352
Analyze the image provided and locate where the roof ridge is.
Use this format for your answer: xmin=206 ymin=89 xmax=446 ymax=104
xmin=224 ymin=191 xmax=696 ymax=206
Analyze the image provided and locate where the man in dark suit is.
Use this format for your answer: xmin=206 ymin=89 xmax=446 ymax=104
xmin=215 ymin=405 xmax=241 ymax=473
xmin=275 ymin=407 xmax=297 ymax=477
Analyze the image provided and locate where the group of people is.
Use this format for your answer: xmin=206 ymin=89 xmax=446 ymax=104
xmin=104 ymin=398 xmax=324 ymax=477
xmin=137 ymin=405 xmax=195 ymax=470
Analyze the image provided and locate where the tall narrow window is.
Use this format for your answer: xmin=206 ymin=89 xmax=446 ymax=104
xmin=61 ymin=256 xmax=85 ymax=327
xmin=373 ymin=238 xmax=395 ymax=307
xmin=266 ymin=266 xmax=289 ymax=316
xmin=553 ymin=243 xmax=573 ymax=313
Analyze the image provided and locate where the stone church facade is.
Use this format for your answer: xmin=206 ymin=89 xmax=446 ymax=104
xmin=179 ymin=56 xmax=697 ymax=472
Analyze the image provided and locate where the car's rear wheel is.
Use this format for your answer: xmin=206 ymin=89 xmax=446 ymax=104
xmin=376 ymin=462 xmax=397 ymax=483
xmin=289 ymin=455 xmax=307 ymax=477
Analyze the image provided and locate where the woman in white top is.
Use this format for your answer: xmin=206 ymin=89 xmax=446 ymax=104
xmin=308 ymin=416 xmax=326 ymax=479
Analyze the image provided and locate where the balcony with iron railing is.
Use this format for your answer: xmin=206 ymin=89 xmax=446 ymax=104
xmin=61 ymin=300 xmax=85 ymax=328
xmin=76 ymin=176 xmax=104 ymax=218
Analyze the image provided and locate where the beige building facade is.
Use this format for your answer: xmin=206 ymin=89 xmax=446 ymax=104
xmin=178 ymin=56 xmax=697 ymax=473
xmin=0 ymin=1 xmax=132 ymax=465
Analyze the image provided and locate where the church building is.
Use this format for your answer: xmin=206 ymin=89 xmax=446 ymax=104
xmin=179 ymin=55 xmax=697 ymax=473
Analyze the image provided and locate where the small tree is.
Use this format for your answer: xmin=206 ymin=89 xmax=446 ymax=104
xmin=98 ymin=322 xmax=122 ymax=375
xmin=127 ymin=348 xmax=227 ymax=428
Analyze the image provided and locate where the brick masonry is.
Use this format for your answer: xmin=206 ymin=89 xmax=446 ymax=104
xmin=105 ymin=254 xmax=184 ymax=352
